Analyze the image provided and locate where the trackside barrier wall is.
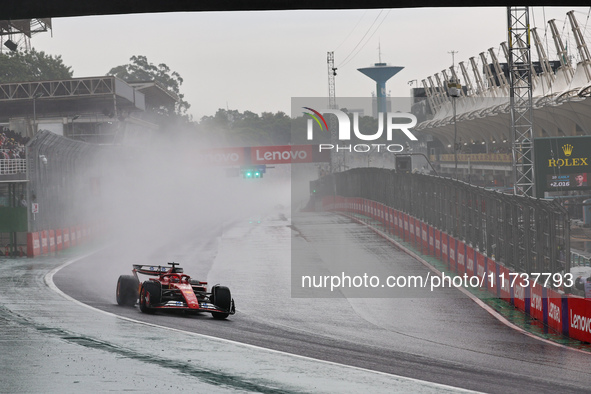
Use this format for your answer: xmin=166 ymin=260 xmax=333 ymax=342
xmin=320 ymin=195 xmax=591 ymax=343
xmin=22 ymin=130 xmax=119 ymax=257
xmin=25 ymin=222 xmax=100 ymax=257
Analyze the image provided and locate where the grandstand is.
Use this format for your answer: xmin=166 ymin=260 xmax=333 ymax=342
xmin=412 ymin=10 xmax=591 ymax=190
xmin=0 ymin=76 xmax=178 ymax=255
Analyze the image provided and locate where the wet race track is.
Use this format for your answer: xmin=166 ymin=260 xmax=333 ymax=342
xmin=2 ymin=210 xmax=591 ymax=393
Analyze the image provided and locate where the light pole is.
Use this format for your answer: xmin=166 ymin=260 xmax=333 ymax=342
xmin=69 ymin=115 xmax=80 ymax=138
xmin=32 ymin=92 xmax=43 ymax=134
xmin=448 ymin=80 xmax=461 ymax=179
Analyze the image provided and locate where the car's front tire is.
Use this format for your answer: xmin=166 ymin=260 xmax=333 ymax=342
xmin=210 ymin=285 xmax=232 ymax=320
xmin=139 ymin=280 xmax=161 ymax=314
xmin=116 ymin=275 xmax=139 ymax=306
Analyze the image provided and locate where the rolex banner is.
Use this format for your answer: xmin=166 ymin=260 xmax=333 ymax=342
xmin=534 ymin=136 xmax=591 ymax=196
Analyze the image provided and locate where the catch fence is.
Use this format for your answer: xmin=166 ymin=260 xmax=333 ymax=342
xmin=310 ymin=168 xmax=570 ymax=277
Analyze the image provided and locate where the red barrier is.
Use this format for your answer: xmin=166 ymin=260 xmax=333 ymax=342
xmin=421 ymin=222 xmax=428 ymax=255
xmin=513 ymin=277 xmax=527 ymax=312
xmin=395 ymin=211 xmax=402 ymax=238
xmin=40 ymin=231 xmax=48 ymax=254
xmin=56 ymin=229 xmax=63 ymax=251
xmin=70 ymin=226 xmax=77 ymax=247
xmin=529 ymin=282 xmax=544 ymax=322
xmin=547 ymin=288 xmax=563 ymax=334
xmin=441 ymin=233 xmax=449 ymax=265
xmin=449 ymin=237 xmax=456 ymax=272
xmin=409 ymin=217 xmax=415 ymax=246
xmin=415 ymin=219 xmax=422 ymax=250
xmin=403 ymin=214 xmax=409 ymax=242
xmin=434 ymin=229 xmax=441 ymax=258
xmin=26 ymin=232 xmax=41 ymax=257
xmin=428 ymin=226 xmax=434 ymax=255
xmin=466 ymin=246 xmax=475 ymax=278
xmin=417 ymin=220 xmax=429 ymax=254
xmin=567 ymin=297 xmax=591 ymax=343
xmin=499 ymin=265 xmax=511 ymax=302
xmin=456 ymin=241 xmax=465 ymax=275
xmin=77 ymin=226 xmax=82 ymax=243
xmin=391 ymin=209 xmax=396 ymax=236
xmin=377 ymin=203 xmax=385 ymax=225
xmin=49 ymin=230 xmax=56 ymax=253
xmin=62 ymin=228 xmax=70 ymax=249
xmin=487 ymin=258 xmax=498 ymax=295
xmin=476 ymin=252 xmax=486 ymax=291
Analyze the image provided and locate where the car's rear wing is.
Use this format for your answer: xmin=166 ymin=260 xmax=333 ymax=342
xmin=132 ymin=264 xmax=170 ymax=276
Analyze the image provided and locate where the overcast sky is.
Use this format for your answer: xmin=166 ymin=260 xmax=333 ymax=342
xmin=30 ymin=6 xmax=591 ymax=121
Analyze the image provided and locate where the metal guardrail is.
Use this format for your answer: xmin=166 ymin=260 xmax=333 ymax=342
xmin=311 ymin=167 xmax=571 ymax=277
xmin=571 ymin=251 xmax=591 ymax=267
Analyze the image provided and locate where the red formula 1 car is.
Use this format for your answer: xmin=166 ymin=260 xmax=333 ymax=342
xmin=116 ymin=262 xmax=235 ymax=319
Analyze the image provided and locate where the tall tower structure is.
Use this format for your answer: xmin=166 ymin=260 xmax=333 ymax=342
xmin=358 ymin=62 xmax=403 ymax=114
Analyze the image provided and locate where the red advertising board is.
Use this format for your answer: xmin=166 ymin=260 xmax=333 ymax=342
xmin=388 ymin=207 xmax=394 ymax=234
xmin=70 ymin=226 xmax=77 ymax=247
xmin=409 ymin=217 xmax=416 ymax=246
xmin=529 ymin=282 xmax=544 ymax=322
xmin=567 ymin=297 xmax=591 ymax=343
xmin=49 ymin=230 xmax=56 ymax=253
xmin=403 ymin=214 xmax=409 ymax=242
xmin=428 ymin=226 xmax=434 ymax=255
xmin=441 ymin=233 xmax=449 ymax=265
xmin=456 ymin=241 xmax=465 ymax=275
xmin=434 ymin=229 xmax=441 ymax=258
xmin=62 ymin=228 xmax=70 ymax=249
xmin=513 ymin=276 xmax=527 ymax=312
xmin=195 ymin=145 xmax=331 ymax=167
xmin=26 ymin=232 xmax=41 ymax=257
xmin=547 ymin=288 xmax=563 ymax=334
xmin=56 ymin=229 xmax=63 ymax=251
xmin=487 ymin=258 xmax=498 ymax=295
xmin=40 ymin=230 xmax=48 ymax=254
xmin=465 ymin=246 xmax=475 ymax=278
xmin=194 ymin=147 xmax=246 ymax=167
xmin=448 ymin=237 xmax=456 ymax=272
xmin=421 ymin=222 xmax=428 ymax=254
xmin=498 ymin=265 xmax=511 ymax=302
xmin=476 ymin=252 xmax=486 ymax=291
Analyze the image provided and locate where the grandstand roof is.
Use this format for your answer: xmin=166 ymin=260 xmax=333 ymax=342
xmin=0 ymin=76 xmax=145 ymax=121
xmin=128 ymin=81 xmax=179 ymax=108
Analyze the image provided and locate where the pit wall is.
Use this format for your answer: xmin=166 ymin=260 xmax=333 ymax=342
xmin=321 ymin=195 xmax=591 ymax=344
xmin=26 ymin=223 xmax=102 ymax=258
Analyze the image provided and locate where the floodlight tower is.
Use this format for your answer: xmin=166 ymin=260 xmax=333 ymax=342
xmin=358 ymin=62 xmax=403 ymax=114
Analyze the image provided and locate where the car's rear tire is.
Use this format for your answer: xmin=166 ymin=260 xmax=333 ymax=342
xmin=210 ymin=285 xmax=232 ymax=319
xmin=116 ymin=275 xmax=139 ymax=306
xmin=139 ymin=280 xmax=161 ymax=314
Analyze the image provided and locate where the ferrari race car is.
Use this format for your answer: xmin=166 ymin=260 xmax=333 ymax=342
xmin=116 ymin=262 xmax=235 ymax=319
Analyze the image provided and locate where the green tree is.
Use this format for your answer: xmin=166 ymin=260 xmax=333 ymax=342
xmin=199 ymin=109 xmax=292 ymax=147
xmin=0 ymin=48 xmax=73 ymax=82
xmin=107 ymin=55 xmax=190 ymax=117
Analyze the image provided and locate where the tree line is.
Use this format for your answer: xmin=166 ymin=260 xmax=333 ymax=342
xmin=0 ymin=49 xmax=381 ymax=147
